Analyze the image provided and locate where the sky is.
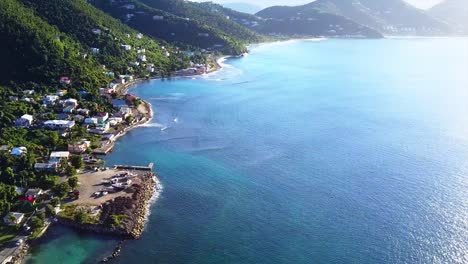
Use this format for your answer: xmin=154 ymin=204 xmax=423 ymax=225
xmin=193 ymin=0 xmax=443 ymax=9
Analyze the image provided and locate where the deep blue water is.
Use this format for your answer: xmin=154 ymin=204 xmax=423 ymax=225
xmin=26 ymin=38 xmax=468 ymax=264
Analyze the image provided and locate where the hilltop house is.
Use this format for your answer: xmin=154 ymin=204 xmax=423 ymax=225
xmin=63 ymin=98 xmax=78 ymax=107
xmin=91 ymin=47 xmax=100 ymax=54
xmin=44 ymin=120 xmax=75 ymax=130
xmin=15 ymin=114 xmax=33 ymax=127
xmin=138 ymin=54 xmax=147 ymax=62
xmin=114 ymin=105 xmax=132 ymax=119
xmin=121 ymin=44 xmax=132 ymax=51
xmin=92 ymin=28 xmax=102 ymax=35
xmin=3 ymin=212 xmax=24 ymax=225
xmin=136 ymin=33 xmax=143 ymax=39
xmin=73 ymin=114 xmax=85 ymax=122
xmin=59 ymin=76 xmax=71 ymax=85
xmin=68 ymin=140 xmax=91 ymax=154
xmin=10 ymin=147 xmax=27 ymax=156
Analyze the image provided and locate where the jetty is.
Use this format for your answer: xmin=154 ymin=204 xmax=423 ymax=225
xmin=115 ymin=163 xmax=154 ymax=171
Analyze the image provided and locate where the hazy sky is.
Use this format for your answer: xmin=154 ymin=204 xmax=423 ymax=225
xmin=194 ymin=0 xmax=443 ymax=9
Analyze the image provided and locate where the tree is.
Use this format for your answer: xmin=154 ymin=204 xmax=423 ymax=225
xmin=68 ymin=176 xmax=79 ymax=189
xmin=52 ymin=182 xmax=71 ymax=198
xmin=2 ymin=167 xmax=15 ymax=185
xmin=70 ymin=155 xmax=83 ymax=169
xmin=50 ymin=197 xmax=60 ymax=207
xmin=30 ymin=217 xmax=44 ymax=229
xmin=74 ymin=211 xmax=88 ymax=224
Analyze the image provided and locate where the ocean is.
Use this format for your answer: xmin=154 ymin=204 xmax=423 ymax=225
xmin=25 ymin=38 xmax=468 ymax=264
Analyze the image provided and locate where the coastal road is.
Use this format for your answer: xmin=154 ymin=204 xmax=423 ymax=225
xmin=0 ymin=235 xmax=27 ymax=264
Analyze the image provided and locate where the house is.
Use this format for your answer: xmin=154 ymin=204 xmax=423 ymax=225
xmin=44 ymin=120 xmax=75 ymax=130
xmin=92 ymin=28 xmax=102 ymax=35
xmin=109 ymin=117 xmax=123 ymax=126
xmin=108 ymin=82 xmax=119 ymax=90
xmin=73 ymin=114 xmax=85 ymax=122
xmin=125 ymin=94 xmax=137 ymax=102
xmin=164 ymin=51 xmax=170 ymax=57
xmin=90 ymin=121 xmax=110 ymax=134
xmin=21 ymin=98 xmax=34 ymax=103
xmin=43 ymin=95 xmax=59 ymax=105
xmin=100 ymin=87 xmax=115 ymax=95
xmin=147 ymin=64 xmax=155 ymax=73
xmin=63 ymin=106 xmax=76 ymax=114
xmin=118 ymin=75 xmax=133 ymax=83
xmin=59 ymin=76 xmax=71 ymax=85
xmin=84 ymin=117 xmax=98 ymax=124
xmin=3 ymin=212 xmax=24 ymax=225
xmin=136 ymin=33 xmax=143 ymax=39
xmin=23 ymin=90 xmax=35 ymax=95
xmin=25 ymin=188 xmax=43 ymax=199
xmin=153 ymin=15 xmax=164 ymax=20
xmin=56 ymin=90 xmax=67 ymax=96
xmin=121 ymin=44 xmax=132 ymax=51
xmin=68 ymin=140 xmax=91 ymax=154
xmin=11 ymin=147 xmax=27 ymax=156
xmin=76 ymin=109 xmax=90 ymax=116
xmin=130 ymin=61 xmax=140 ymax=67
xmin=34 ymin=162 xmax=58 ymax=172
xmin=137 ymin=54 xmax=147 ymax=62
xmin=95 ymin=112 xmax=109 ymax=123
xmin=9 ymin=96 xmax=19 ymax=101
xmin=50 ymin=151 xmax=70 ymax=161
xmin=57 ymin=113 xmax=70 ymax=120
xmin=15 ymin=114 xmax=33 ymax=127
xmin=112 ymin=99 xmax=127 ymax=108
xmin=91 ymin=47 xmax=100 ymax=54
xmin=0 ymin=145 xmax=9 ymax=152
xmin=63 ymin=98 xmax=79 ymax=107
xmin=137 ymin=48 xmax=145 ymax=54
xmin=115 ymin=105 xmax=132 ymax=119
xmin=104 ymin=71 xmax=115 ymax=78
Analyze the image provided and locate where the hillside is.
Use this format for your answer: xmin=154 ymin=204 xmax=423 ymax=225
xmin=257 ymin=0 xmax=453 ymax=36
xmin=254 ymin=4 xmax=382 ymax=38
xmin=90 ymin=0 xmax=264 ymax=55
xmin=429 ymin=0 xmax=468 ymax=34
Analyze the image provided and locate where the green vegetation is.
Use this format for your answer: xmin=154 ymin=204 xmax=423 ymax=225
xmin=106 ymin=214 xmax=127 ymax=228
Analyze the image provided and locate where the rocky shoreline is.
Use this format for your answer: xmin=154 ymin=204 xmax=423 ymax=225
xmin=57 ymin=172 xmax=159 ymax=239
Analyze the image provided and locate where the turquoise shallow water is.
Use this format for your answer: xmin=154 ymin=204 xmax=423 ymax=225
xmin=26 ymin=38 xmax=468 ymax=264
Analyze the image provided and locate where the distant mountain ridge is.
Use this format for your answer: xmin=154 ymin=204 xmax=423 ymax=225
xmin=222 ymin=2 xmax=263 ymax=14
xmin=256 ymin=0 xmax=454 ymax=36
xmin=429 ymin=0 xmax=468 ymax=34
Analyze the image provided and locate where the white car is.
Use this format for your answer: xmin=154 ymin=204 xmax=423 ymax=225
xmin=15 ymin=239 xmax=24 ymax=246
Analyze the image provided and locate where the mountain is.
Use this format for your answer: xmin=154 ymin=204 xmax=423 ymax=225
xmin=429 ymin=0 xmax=468 ymax=34
xmin=90 ymin=0 xmax=264 ymax=55
xmin=257 ymin=0 xmax=453 ymax=36
xmin=222 ymin=2 xmax=263 ymax=14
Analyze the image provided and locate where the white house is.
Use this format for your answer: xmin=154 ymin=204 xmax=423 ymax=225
xmin=91 ymin=47 xmax=100 ymax=54
xmin=43 ymin=95 xmax=59 ymax=105
xmin=121 ymin=44 xmax=132 ymax=51
xmin=50 ymin=151 xmax=70 ymax=160
xmin=68 ymin=140 xmax=91 ymax=154
xmin=136 ymin=33 xmax=143 ymax=39
xmin=11 ymin=147 xmax=27 ymax=156
xmin=92 ymin=28 xmax=102 ymax=35
xmin=15 ymin=114 xmax=33 ymax=127
xmin=137 ymin=54 xmax=147 ymax=62
xmin=25 ymin=188 xmax=43 ymax=198
xmin=3 ymin=212 xmax=24 ymax=225
xmin=63 ymin=98 xmax=79 ymax=107
xmin=95 ymin=112 xmax=109 ymax=123
xmin=44 ymin=120 xmax=75 ymax=130
xmin=85 ymin=117 xmax=98 ymax=124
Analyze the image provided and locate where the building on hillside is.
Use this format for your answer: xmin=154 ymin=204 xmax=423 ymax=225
xmin=56 ymin=90 xmax=67 ymax=96
xmin=59 ymin=76 xmax=71 ymax=85
xmin=136 ymin=33 xmax=143 ymax=39
xmin=84 ymin=117 xmax=98 ymax=125
xmin=121 ymin=44 xmax=132 ymax=51
xmin=63 ymin=106 xmax=76 ymax=114
xmin=92 ymin=28 xmax=102 ymax=35
xmin=138 ymin=54 xmax=147 ymax=62
xmin=10 ymin=147 xmax=27 ymax=156
xmin=43 ymin=95 xmax=59 ymax=106
xmin=15 ymin=114 xmax=33 ymax=127
xmin=25 ymin=188 xmax=43 ymax=199
xmin=44 ymin=120 xmax=75 ymax=130
xmin=76 ymin=109 xmax=90 ymax=116
xmin=95 ymin=112 xmax=109 ymax=123
xmin=3 ymin=212 xmax=24 ymax=225
xmin=34 ymin=162 xmax=58 ymax=172
xmin=73 ymin=115 xmax=85 ymax=122
xmin=50 ymin=151 xmax=70 ymax=161
xmin=68 ymin=140 xmax=91 ymax=154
